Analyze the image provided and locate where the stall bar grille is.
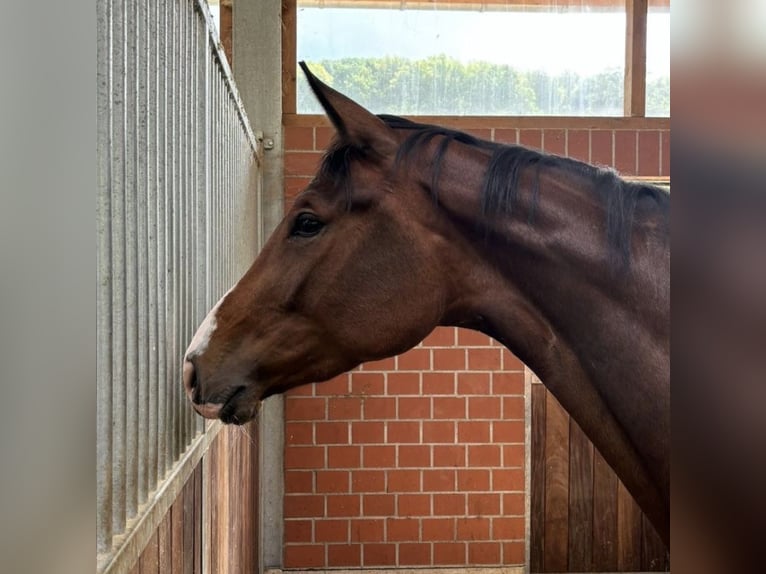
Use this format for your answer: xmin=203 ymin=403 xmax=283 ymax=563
xmin=97 ymin=0 xmax=261 ymax=571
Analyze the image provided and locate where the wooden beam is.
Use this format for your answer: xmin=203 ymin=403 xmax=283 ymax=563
xmin=624 ymin=0 xmax=648 ymax=117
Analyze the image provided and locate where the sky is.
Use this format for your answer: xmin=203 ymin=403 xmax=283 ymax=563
xmin=297 ymin=7 xmax=670 ymax=79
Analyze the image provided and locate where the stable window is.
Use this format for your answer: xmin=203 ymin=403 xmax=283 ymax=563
xmin=290 ymin=0 xmax=669 ymax=117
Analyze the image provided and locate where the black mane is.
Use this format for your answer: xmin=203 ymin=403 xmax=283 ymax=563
xmin=317 ymin=114 xmax=669 ymax=270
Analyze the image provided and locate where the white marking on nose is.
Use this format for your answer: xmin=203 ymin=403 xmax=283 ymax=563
xmin=184 ymin=283 xmax=237 ymax=360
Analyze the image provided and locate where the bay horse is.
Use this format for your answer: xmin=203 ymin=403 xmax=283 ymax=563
xmin=183 ymin=63 xmax=670 ymax=545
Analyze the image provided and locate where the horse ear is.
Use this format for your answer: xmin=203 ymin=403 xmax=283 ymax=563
xmin=299 ymin=61 xmax=396 ymax=153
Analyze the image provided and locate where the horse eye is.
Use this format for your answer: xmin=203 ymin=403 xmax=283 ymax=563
xmin=290 ymin=213 xmax=325 ymax=238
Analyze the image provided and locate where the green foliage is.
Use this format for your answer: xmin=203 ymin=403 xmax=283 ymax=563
xmin=297 ymin=55 xmax=668 ymax=116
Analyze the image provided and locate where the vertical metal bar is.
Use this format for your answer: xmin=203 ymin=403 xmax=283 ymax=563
xmin=110 ymin=0 xmax=127 ymax=537
xmin=147 ymin=0 xmax=159 ymax=490
xmin=183 ymin=0 xmax=192 ymax=446
xmin=170 ymin=0 xmax=180 ymax=462
xmin=97 ymin=0 xmax=114 ymax=554
xmin=125 ymin=0 xmax=140 ymax=522
xmin=196 ymin=10 xmax=207 ymax=435
xmin=136 ymin=0 xmax=150 ymax=505
xmin=157 ymin=0 xmax=168 ymax=480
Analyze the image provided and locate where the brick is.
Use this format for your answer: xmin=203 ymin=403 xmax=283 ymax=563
xmin=493 ymin=517 xmax=525 ymax=539
xmin=363 ymin=397 xmax=396 ymax=420
xmin=284 ymin=545 xmax=324 ymax=568
xmin=284 ymin=126 xmax=314 ymax=150
xmin=503 ymin=541 xmax=525 ymax=564
xmin=422 ymin=517 xmax=455 ymax=540
xmin=422 ymin=326 xmax=456 ymax=346
xmin=399 ymin=445 xmax=431 ymax=467
xmin=638 ymin=130 xmax=661 ymax=176
xmin=361 ymin=356 xmax=396 ymax=371
xmin=316 ymin=519 xmax=349 ymax=543
xmin=433 ymin=493 xmax=465 ymax=516
xmin=519 ymin=129 xmax=542 ymax=151
xmin=424 ymin=421 xmax=455 ymax=444
xmin=285 ymin=446 xmax=324 ymax=469
xmin=398 ymin=494 xmax=430 ymax=517
xmin=468 ymin=396 xmax=501 ymax=419
xmin=399 ymin=542 xmax=431 ymax=565
xmin=387 ymin=372 xmax=421 ymax=395
xmin=503 ymin=444 xmax=525 ymax=467
xmin=457 ymin=517 xmax=491 ymax=540
xmin=351 ymin=519 xmax=384 ymax=542
xmin=464 ymin=128 xmax=492 ymax=140
xmin=284 ymin=495 xmax=324 ymax=518
xmin=285 ymin=470 xmax=314 ymax=494
xmin=434 ymin=542 xmax=466 ymax=565
xmin=493 ymin=128 xmax=518 ymax=144
xmin=458 ymin=421 xmax=491 ymax=443
xmin=315 ymin=126 xmax=336 ymax=150
xmin=387 ymin=518 xmax=420 ymax=541
xmin=363 ymin=494 xmax=395 ymax=516
xmin=457 ymin=328 xmax=492 ymax=346
xmin=352 ymin=421 xmax=385 ymax=444
xmin=457 ymin=469 xmax=491 ymax=491
xmin=567 ymin=129 xmax=590 ymax=163
xmin=285 ymin=422 xmax=313 ymax=445
xmin=363 ymin=445 xmax=395 ymax=467
xmin=468 ymin=445 xmax=501 ymax=467
xmin=387 ymin=421 xmax=420 ymax=443
xmin=503 ymin=493 xmax=525 ymax=515
xmin=661 ymin=130 xmax=670 ymax=176
xmin=352 ymin=470 xmax=386 ymax=493
xmin=493 ymin=372 xmax=524 ymax=395
xmin=387 ymin=469 xmax=421 ymax=492
xmin=423 ymin=469 xmax=456 ymax=492
xmin=591 ymin=129 xmax=614 ymax=167
xmin=502 ymin=397 xmax=525 ymax=420
xmin=284 ymin=176 xmax=311 ymax=203
xmin=315 ymin=373 xmax=349 ymax=396
xmin=543 ymin=129 xmax=566 ymax=156
xmin=457 ymin=372 xmax=491 ymax=395
xmin=468 ymin=348 xmax=502 ymax=370
xmin=493 ymin=421 xmax=525 ymax=443
xmin=328 ymin=446 xmax=360 ymax=468
xmin=363 ymin=543 xmax=396 ymax=566
xmin=327 ymin=494 xmax=360 ymax=517
xmin=433 ymin=348 xmax=465 ymax=370
xmin=468 ymin=493 xmax=501 ymax=516
xmin=285 ymin=397 xmax=325 ymax=421
xmin=328 ymin=544 xmax=361 ymax=567
xmin=433 ymin=397 xmax=466 ymax=419
xmin=422 ymin=372 xmax=455 ymax=395
xmin=351 ymin=372 xmax=385 ymax=395
xmin=501 ymin=349 xmax=525 ymax=371
xmin=615 ymin=130 xmax=638 ymax=175
xmin=399 ymin=397 xmax=431 ymax=419
xmin=316 ymin=470 xmax=349 ymax=494
xmin=493 ymin=469 xmax=524 ymax=491
xmin=284 ymin=519 xmax=312 ymax=543
xmin=315 ymin=421 xmax=349 ymax=444
xmin=284 ymin=151 xmax=323 ymax=177
xmin=433 ymin=445 xmax=466 ymax=467
xmin=398 ymin=348 xmax=431 ymax=370
xmin=328 ymin=396 xmax=362 ymax=420
xmin=469 ymin=542 xmax=501 ymax=564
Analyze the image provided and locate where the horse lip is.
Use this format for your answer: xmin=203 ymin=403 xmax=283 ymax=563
xmin=193 ymin=386 xmax=247 ymax=421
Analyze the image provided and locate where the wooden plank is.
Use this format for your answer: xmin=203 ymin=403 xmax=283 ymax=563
xmin=183 ymin=472 xmax=195 ymax=574
xmin=158 ymin=509 xmax=172 ymax=574
xmin=543 ymin=391 xmax=570 ymax=572
xmin=617 ymin=481 xmax=642 ymax=570
xmin=567 ymin=419 xmax=593 ymax=571
xmin=194 ymin=464 xmax=202 ymax=573
xmin=624 ymin=0 xmax=648 ymax=116
xmin=641 ymin=512 xmax=670 ymax=571
xmin=592 ymin=449 xmax=618 ymax=570
xmin=282 ymin=0 xmax=297 ymax=114
xmin=171 ymin=488 xmax=185 ymax=573
xmin=283 ymin=113 xmax=671 ymax=131
xmin=529 ymin=383 xmax=546 ymax=572
xmin=139 ymin=529 xmax=159 ymax=574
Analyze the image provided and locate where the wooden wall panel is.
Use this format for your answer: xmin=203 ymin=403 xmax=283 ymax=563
xmin=531 ymin=380 xmax=669 ymax=572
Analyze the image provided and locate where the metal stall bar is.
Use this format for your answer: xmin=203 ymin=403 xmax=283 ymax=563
xmin=96 ymin=0 xmax=261 ymax=571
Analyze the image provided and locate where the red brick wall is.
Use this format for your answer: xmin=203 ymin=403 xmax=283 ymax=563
xmin=281 ymin=116 xmax=669 ymax=569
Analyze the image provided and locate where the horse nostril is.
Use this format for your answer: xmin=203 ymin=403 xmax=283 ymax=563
xmin=182 ymin=358 xmax=198 ymax=400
